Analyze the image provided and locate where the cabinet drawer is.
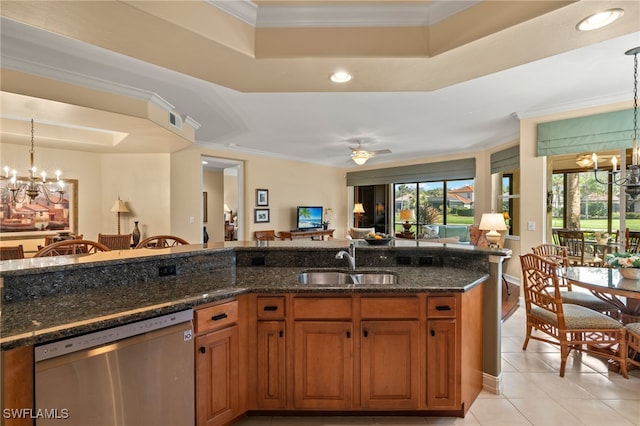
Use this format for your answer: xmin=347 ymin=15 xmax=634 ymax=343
xmin=257 ymin=296 xmax=286 ymax=319
xmin=360 ymin=297 xmax=419 ymax=319
xmin=293 ymin=297 xmax=352 ymax=319
xmin=427 ymin=296 xmax=457 ymax=318
xmin=195 ymin=300 xmax=238 ymax=333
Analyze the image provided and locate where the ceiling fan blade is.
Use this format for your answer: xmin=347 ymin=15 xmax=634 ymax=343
xmin=368 ymin=149 xmax=392 ymax=157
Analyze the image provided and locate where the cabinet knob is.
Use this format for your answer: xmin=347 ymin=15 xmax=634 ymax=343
xmin=264 ymin=305 xmax=278 ymax=311
xmin=363 ymin=330 xmax=368 ymax=338
xmin=346 ymin=331 xmax=351 ymax=339
xmin=435 ymin=305 xmax=451 ymax=311
xmin=430 ymin=330 xmax=435 ymax=337
xmin=199 ymin=346 xmax=206 ymax=354
xmin=279 ymin=330 xmax=284 ymax=338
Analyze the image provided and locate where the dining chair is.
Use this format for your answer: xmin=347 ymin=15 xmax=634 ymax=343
xmin=626 ymin=323 xmax=640 ymax=369
xmin=98 ymin=233 xmax=132 ymax=250
xmin=555 ymin=229 xmax=597 ymax=265
xmin=531 ymin=244 xmax=619 ymax=315
xmin=0 ymin=245 xmax=25 ymax=260
xmin=254 ymin=230 xmax=278 ymax=241
xmin=33 ymin=240 xmax=111 ymax=257
xmin=625 ymin=229 xmax=640 ymax=253
xmin=519 ymin=253 xmax=628 ymax=378
xmin=135 ymin=235 xmax=189 ymax=249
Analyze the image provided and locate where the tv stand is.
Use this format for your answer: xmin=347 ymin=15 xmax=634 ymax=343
xmin=279 ymin=229 xmax=335 ymax=241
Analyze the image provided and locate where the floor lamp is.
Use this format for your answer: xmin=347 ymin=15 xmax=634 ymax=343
xmin=111 ymin=197 xmax=130 ymax=234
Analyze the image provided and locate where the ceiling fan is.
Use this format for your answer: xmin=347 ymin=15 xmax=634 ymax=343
xmin=348 ymin=140 xmax=392 ymax=166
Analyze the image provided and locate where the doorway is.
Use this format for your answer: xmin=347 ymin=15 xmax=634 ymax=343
xmin=201 ymin=157 xmax=244 ymax=242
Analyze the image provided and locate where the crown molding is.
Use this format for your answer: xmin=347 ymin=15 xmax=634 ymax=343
xmin=206 ymin=0 xmax=258 ymax=26
xmin=220 ymin=1 xmax=480 ymax=29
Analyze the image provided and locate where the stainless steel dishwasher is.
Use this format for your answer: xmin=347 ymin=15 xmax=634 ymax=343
xmin=35 ymin=309 xmax=194 ymax=426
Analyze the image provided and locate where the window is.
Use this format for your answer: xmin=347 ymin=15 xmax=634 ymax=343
xmin=393 ymin=179 xmax=474 ymax=235
xmin=551 ymin=168 xmax=627 ymax=235
xmin=501 ymin=174 xmax=514 ymax=235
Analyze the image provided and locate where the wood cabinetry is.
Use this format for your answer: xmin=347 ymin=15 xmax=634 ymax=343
xmin=195 ymin=299 xmax=241 ymax=426
xmin=293 ymin=321 xmax=354 ymax=409
xmin=292 ymin=296 xmax=353 ymax=409
xmin=249 ymin=287 xmax=484 ymax=416
xmin=360 ymin=296 xmax=420 ymax=409
xmin=255 ymin=296 xmax=287 ymax=409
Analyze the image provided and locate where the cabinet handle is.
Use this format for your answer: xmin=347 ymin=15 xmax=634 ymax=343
xmin=430 ymin=330 xmax=435 ymax=337
xmin=435 ymin=305 xmax=451 ymax=311
xmin=263 ymin=305 xmax=278 ymax=311
xmin=211 ymin=313 xmax=228 ymax=321
xmin=199 ymin=346 xmax=206 ymax=354
xmin=346 ymin=331 xmax=351 ymax=339
xmin=279 ymin=330 xmax=284 ymax=338
xmin=363 ymin=330 xmax=368 ymax=338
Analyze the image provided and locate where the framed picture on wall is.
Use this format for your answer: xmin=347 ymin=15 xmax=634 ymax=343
xmin=254 ymin=208 xmax=270 ymax=223
xmin=256 ymin=189 xmax=269 ymax=206
xmin=0 ymin=178 xmax=78 ymax=238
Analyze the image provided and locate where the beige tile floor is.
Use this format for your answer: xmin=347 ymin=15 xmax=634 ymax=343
xmin=235 ymin=301 xmax=640 ymax=426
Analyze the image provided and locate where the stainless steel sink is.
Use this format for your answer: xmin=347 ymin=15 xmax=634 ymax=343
xmin=298 ymin=271 xmax=397 ymax=285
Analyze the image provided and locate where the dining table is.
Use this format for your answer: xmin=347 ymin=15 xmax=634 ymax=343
xmin=564 ymin=266 xmax=640 ymax=324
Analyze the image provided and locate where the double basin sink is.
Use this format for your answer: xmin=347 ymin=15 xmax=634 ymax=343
xmin=298 ymin=270 xmax=398 ymax=285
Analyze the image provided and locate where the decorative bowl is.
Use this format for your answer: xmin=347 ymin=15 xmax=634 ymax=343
xmin=618 ymin=268 xmax=640 ymax=280
xmin=364 ymin=237 xmax=392 ymax=246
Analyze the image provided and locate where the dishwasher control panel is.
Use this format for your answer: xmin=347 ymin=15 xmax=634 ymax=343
xmin=35 ymin=309 xmax=193 ymax=362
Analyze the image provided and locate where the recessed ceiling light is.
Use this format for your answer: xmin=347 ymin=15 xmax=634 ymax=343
xmin=576 ymin=8 xmax=624 ymax=31
xmin=330 ymin=71 xmax=352 ymax=83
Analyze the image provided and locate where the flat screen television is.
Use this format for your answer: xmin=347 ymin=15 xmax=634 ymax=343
xmin=296 ymin=206 xmax=323 ymax=230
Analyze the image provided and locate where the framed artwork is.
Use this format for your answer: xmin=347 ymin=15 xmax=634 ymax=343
xmin=203 ymin=192 xmax=208 ymax=223
xmin=0 ymin=178 xmax=78 ymax=238
xmin=256 ymin=189 xmax=269 ymax=206
xmin=254 ymin=208 xmax=270 ymax=223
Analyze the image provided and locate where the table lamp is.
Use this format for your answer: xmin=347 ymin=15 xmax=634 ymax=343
xmin=399 ymin=209 xmax=415 ymax=233
xmin=353 ymin=203 xmax=365 ymax=227
xmin=110 ymin=197 xmax=130 ymax=234
xmin=479 ymin=213 xmax=507 ymax=248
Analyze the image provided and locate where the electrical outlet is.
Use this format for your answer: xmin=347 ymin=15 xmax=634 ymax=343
xmin=527 ymin=221 xmax=536 ymax=231
xmin=158 ymin=265 xmax=177 ymax=276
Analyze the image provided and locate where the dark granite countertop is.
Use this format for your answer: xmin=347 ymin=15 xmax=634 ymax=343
xmin=1 ymin=264 xmax=488 ymax=350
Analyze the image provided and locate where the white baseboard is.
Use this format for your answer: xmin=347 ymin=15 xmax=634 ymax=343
xmin=482 ymin=372 xmax=503 ymax=395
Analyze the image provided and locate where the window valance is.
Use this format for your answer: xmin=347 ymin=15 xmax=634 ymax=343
xmin=490 ymin=145 xmax=519 ymax=174
xmin=537 ymin=108 xmax=634 ymax=156
xmin=346 ymin=158 xmax=475 ymax=187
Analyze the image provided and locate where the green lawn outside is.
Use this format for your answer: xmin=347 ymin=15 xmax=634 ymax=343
xmin=551 ymin=218 xmax=640 ymax=232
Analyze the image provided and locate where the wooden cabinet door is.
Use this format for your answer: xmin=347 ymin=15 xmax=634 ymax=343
xmin=293 ymin=321 xmax=353 ymax=409
xmin=195 ymin=325 xmax=239 ymax=426
xmin=360 ymin=321 xmax=420 ymax=409
xmin=256 ymin=321 xmax=286 ymax=408
xmin=426 ymin=319 xmax=457 ymax=408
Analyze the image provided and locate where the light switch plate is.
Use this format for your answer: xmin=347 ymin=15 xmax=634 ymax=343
xmin=527 ymin=221 xmax=535 ymax=231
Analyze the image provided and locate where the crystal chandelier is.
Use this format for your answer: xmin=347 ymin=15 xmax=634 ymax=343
xmin=1 ymin=119 xmax=65 ymax=204
xmin=592 ymin=47 xmax=640 ymax=200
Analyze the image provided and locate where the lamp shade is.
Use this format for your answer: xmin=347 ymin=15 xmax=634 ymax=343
xmin=110 ymin=198 xmax=130 ymax=213
xmin=479 ymin=213 xmax=507 ymax=231
xmin=353 ymin=203 xmax=365 ymax=214
xmin=399 ymin=209 xmax=415 ymax=221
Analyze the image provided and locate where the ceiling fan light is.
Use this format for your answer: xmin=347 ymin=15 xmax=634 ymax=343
xmin=352 ymin=151 xmax=369 ymax=165
xmin=576 ymin=8 xmax=624 ymax=31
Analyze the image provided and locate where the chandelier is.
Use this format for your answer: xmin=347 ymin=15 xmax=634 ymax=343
xmin=592 ymin=47 xmax=640 ymax=200
xmin=1 ymin=119 xmax=65 ymax=204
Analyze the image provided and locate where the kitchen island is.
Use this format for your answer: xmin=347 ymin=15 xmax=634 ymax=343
xmin=1 ymin=240 xmax=509 ymax=424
